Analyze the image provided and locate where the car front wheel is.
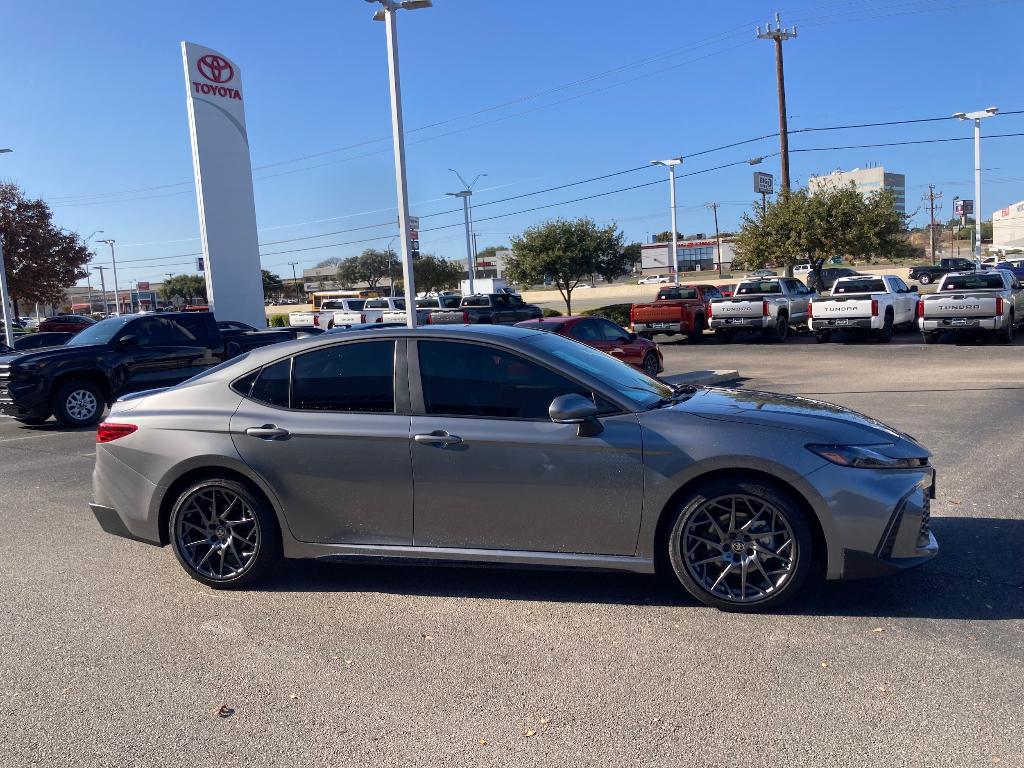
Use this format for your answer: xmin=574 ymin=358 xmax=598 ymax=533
xmin=169 ymin=478 xmax=281 ymax=589
xmin=666 ymin=478 xmax=813 ymax=612
xmin=53 ymin=380 xmax=104 ymax=427
xmin=641 ymin=351 xmax=660 ymax=376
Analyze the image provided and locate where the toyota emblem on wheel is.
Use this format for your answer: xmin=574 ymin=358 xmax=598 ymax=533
xmin=197 ymin=54 xmax=234 ymax=84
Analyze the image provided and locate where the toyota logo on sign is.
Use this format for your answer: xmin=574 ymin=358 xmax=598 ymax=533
xmin=197 ymin=54 xmax=234 ymax=84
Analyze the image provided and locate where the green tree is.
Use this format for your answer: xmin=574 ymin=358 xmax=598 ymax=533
xmin=160 ymin=274 xmax=206 ymax=305
xmin=734 ymin=186 xmax=906 ymax=283
xmin=653 ymin=231 xmax=683 ymax=243
xmin=0 ymin=182 xmax=92 ymax=316
xmin=413 ymin=254 xmax=462 ymax=292
xmin=506 ymin=218 xmax=628 ymax=315
xmin=315 ymin=256 xmax=343 ymax=268
xmin=622 ymin=242 xmax=642 ymax=273
xmin=261 ymin=269 xmax=283 ymax=297
xmin=336 ymin=249 xmax=392 ymax=290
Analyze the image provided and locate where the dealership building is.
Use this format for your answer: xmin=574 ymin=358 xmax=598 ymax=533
xmin=808 ymin=166 xmax=906 ymax=216
xmin=992 ymin=200 xmax=1024 ymax=251
xmin=640 ymin=239 xmax=735 ymax=276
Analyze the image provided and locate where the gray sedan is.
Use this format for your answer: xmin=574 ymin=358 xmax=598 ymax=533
xmin=90 ymin=325 xmax=937 ymax=612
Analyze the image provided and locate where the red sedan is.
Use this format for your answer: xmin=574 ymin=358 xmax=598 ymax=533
xmin=38 ymin=314 xmax=96 ymax=333
xmin=515 ymin=315 xmax=663 ymax=376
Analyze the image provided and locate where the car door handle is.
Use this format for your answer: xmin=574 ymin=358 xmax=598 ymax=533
xmin=245 ymin=425 xmax=290 ymax=440
xmin=413 ymin=430 xmax=463 ymax=445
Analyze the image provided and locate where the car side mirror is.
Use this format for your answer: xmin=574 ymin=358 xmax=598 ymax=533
xmin=549 ymin=394 xmax=603 ymax=437
xmin=627 ymin=332 xmax=638 ymax=342
xmin=910 ymin=285 xmax=919 ymax=293
xmin=117 ymin=334 xmax=138 ymax=348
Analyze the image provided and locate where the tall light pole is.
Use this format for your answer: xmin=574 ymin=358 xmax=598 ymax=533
xmin=83 ymin=230 xmax=104 ymax=313
xmin=757 ymin=13 xmax=797 ymax=193
xmin=97 ymin=239 xmax=121 ymax=314
xmin=652 ymin=158 xmax=683 ymax=277
xmin=288 ymin=261 xmax=299 ymax=302
xmin=954 ymin=107 xmax=998 ymax=259
xmin=447 ymin=169 xmax=486 ymax=295
xmin=0 ymin=149 xmax=14 ymax=348
xmin=94 ymin=266 xmax=108 ymax=317
xmin=367 ymin=0 xmax=433 ymax=328
xmin=706 ymin=202 xmax=722 ymax=272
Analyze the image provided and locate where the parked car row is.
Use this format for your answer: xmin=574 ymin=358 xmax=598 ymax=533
xmin=631 ymin=270 xmax=1024 ymax=345
xmin=289 ymin=292 xmax=544 ymax=329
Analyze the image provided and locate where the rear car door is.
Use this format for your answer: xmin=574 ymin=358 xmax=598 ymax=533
xmin=490 ymin=294 xmax=517 ymax=324
xmin=889 ymin=277 xmax=917 ymax=323
xmin=784 ymin=279 xmax=811 ymax=322
xmin=113 ymin=317 xmax=198 ymax=394
xmin=408 ymin=339 xmax=644 ymax=555
xmin=229 ymin=339 xmax=413 ymax=544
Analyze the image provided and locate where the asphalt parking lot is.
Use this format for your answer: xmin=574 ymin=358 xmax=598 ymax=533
xmin=2 ymin=335 xmax=1022 ymax=767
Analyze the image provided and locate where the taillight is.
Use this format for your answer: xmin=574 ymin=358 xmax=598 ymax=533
xmin=313 ymin=315 xmax=320 ymax=327
xmin=762 ymin=300 xmax=770 ymax=317
xmin=871 ymin=299 xmax=879 ymax=317
xmin=916 ymin=299 xmax=925 ymax=318
xmin=427 ymin=313 xmax=434 ymax=324
xmin=463 ymin=311 xmax=470 ymax=323
xmin=807 ymin=300 xmax=813 ymax=318
xmin=707 ymin=302 xmax=713 ymax=317
xmin=996 ymin=297 xmax=1004 ymax=315
xmin=360 ymin=313 xmax=367 ymax=323
xmin=97 ymin=423 xmax=137 ymax=443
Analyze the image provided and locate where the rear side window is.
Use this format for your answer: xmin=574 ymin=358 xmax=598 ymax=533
xmin=248 ymin=359 xmax=291 ymax=407
xmin=462 ymin=296 xmax=491 ymax=307
xmin=291 ymin=341 xmax=395 ymax=412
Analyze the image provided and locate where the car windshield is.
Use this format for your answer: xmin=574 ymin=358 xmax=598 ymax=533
xmin=736 ymin=281 xmax=781 ymax=295
xmin=833 ymin=278 xmax=886 ymax=294
xmin=941 ymin=274 xmax=1005 ymax=290
xmin=65 ymin=316 xmax=133 ymax=346
xmin=526 ymin=332 xmax=674 ymax=409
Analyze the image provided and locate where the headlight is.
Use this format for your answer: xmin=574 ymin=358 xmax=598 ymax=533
xmin=806 ymin=444 xmax=928 ymax=469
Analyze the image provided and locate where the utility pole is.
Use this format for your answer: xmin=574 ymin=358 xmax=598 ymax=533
xmin=652 ymin=158 xmax=683 ymax=277
xmin=97 ymin=239 xmax=121 ymax=314
xmin=923 ymin=185 xmax=942 ymax=265
xmin=288 ymin=262 xmax=299 ymax=301
xmin=706 ymin=203 xmax=723 ymax=272
xmin=94 ymin=266 xmax=108 ymax=316
xmin=0 ymin=236 xmax=14 ymax=349
xmin=757 ymin=13 xmax=797 ymax=193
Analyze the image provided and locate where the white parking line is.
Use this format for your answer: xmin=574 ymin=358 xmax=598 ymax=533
xmin=0 ymin=432 xmax=83 ymax=444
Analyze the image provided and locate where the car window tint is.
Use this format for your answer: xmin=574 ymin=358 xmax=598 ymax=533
xmin=291 ymin=341 xmax=395 ymax=413
xmin=166 ymin=316 xmax=205 ymax=344
xmin=418 ymin=340 xmax=591 ymax=420
xmin=462 ymin=296 xmax=490 ymax=307
xmin=249 ymin=358 xmax=291 ymax=407
xmin=941 ymin=274 xmax=1005 ymax=290
xmin=597 ymin=320 xmax=628 ymax=342
xmin=569 ymin=320 xmax=602 ymax=342
xmin=129 ymin=318 xmax=168 ymax=347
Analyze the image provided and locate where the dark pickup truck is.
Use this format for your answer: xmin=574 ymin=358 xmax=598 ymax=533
xmin=428 ymin=293 xmax=543 ymax=325
xmin=0 ymin=312 xmax=310 ymax=427
xmin=909 ymin=257 xmax=981 ymax=286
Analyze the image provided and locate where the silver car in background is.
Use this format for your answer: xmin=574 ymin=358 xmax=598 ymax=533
xmin=90 ymin=326 xmax=937 ymax=612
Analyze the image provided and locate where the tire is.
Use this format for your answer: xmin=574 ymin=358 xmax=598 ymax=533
xmin=688 ymin=315 xmax=704 ymax=343
xmin=814 ymin=332 xmax=831 ymax=344
xmin=665 ymin=477 xmax=813 ymax=612
xmin=641 ymin=351 xmax=660 ymax=377
xmin=53 ymin=380 xmax=104 ymax=427
xmin=998 ymin=312 xmax=1014 ymax=344
xmin=168 ymin=478 xmax=281 ymax=589
xmin=877 ymin=312 xmax=894 ymax=343
xmin=766 ymin=314 xmax=789 ymax=343
xmin=923 ymin=332 xmax=940 ymax=345
xmin=918 ymin=273 xmax=932 ymax=286
xmin=327 ymin=321 xmax=335 ymax=330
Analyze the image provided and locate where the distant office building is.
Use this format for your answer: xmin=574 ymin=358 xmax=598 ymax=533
xmin=992 ymin=200 xmax=1024 ymax=251
xmin=640 ymin=239 xmax=735 ymax=275
xmin=809 ymin=166 xmax=906 ymax=215
xmin=474 ymin=248 xmax=511 ymax=279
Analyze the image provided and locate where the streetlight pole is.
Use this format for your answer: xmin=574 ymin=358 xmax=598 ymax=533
xmin=757 ymin=14 xmax=797 ymax=193
xmin=706 ymin=202 xmax=722 ymax=272
xmin=97 ymin=239 xmax=121 ymax=314
xmin=367 ymin=0 xmax=433 ymax=328
xmin=94 ymin=266 xmax=108 ymax=317
xmin=954 ymin=107 xmax=998 ymax=260
xmin=447 ymin=169 xmax=486 ymax=296
xmin=288 ymin=261 xmax=299 ymax=302
xmin=82 ymin=230 xmax=103 ymax=314
xmin=0 ymin=149 xmax=13 ymax=348
xmin=652 ymin=158 xmax=683 ymax=277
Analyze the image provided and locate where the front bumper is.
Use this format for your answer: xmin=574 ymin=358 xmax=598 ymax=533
xmin=0 ymin=374 xmax=51 ymax=419
xmin=919 ymin=316 xmax=1004 ymax=332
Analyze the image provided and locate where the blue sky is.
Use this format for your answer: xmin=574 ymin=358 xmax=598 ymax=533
xmin=3 ymin=0 xmax=1024 ymax=286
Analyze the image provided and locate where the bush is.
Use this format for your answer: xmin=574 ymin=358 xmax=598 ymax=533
xmin=268 ymin=314 xmax=288 ymax=327
xmin=581 ymin=303 xmax=631 ymax=327
xmin=542 ymin=308 xmax=562 ymax=317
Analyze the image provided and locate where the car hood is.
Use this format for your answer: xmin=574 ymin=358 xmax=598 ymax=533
xmin=2 ymin=343 xmax=107 ymax=366
xmin=672 ymin=387 xmax=927 ymax=452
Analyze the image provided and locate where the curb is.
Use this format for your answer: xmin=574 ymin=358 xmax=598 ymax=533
xmin=663 ymin=369 xmax=741 ymax=387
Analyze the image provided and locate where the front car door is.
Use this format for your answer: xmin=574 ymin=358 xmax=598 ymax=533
xmin=594 ymin=319 xmax=644 ymax=367
xmin=888 ymin=276 xmax=917 ymax=324
xmin=408 ymin=338 xmax=644 ymax=555
xmin=783 ymin=279 xmax=810 ymax=322
xmin=229 ymin=339 xmax=413 ymax=544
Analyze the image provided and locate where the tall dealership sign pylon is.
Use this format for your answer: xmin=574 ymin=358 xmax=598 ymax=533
xmin=181 ymin=42 xmax=265 ymax=328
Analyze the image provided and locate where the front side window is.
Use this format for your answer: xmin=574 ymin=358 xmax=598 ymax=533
xmin=418 ymin=340 xmax=593 ymax=420
xmin=292 ymin=341 xmax=395 ymax=412
xmin=597 ymin=319 xmax=629 ymax=342
xmin=569 ymin=320 xmax=602 ymax=342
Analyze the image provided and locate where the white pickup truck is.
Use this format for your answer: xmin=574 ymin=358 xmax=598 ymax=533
xmin=381 ymin=295 xmax=463 ymax=325
xmin=327 ymin=297 xmax=408 ymax=326
xmin=918 ymin=269 xmax=1024 ymax=344
xmin=708 ymin=277 xmax=816 ymax=342
xmin=288 ymin=298 xmax=369 ymax=330
xmin=808 ymin=274 xmax=919 ymax=343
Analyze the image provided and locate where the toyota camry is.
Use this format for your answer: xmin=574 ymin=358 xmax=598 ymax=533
xmin=90 ymin=325 xmax=937 ymax=612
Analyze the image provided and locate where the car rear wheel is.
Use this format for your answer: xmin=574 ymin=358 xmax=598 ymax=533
xmin=918 ymin=273 xmax=932 ymax=285
xmin=766 ymin=315 xmax=789 ymax=342
xmin=998 ymin=312 xmax=1014 ymax=344
xmin=53 ymin=380 xmax=104 ymax=427
xmin=688 ymin=316 xmax=704 ymax=343
xmin=666 ymin=479 xmax=813 ymax=612
xmin=642 ymin=351 xmax=660 ymax=376
xmin=169 ymin=478 xmax=281 ymax=589
xmin=877 ymin=312 xmax=894 ymax=343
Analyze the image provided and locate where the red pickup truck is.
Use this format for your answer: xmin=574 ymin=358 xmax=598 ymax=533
xmin=629 ymin=284 xmax=723 ymax=341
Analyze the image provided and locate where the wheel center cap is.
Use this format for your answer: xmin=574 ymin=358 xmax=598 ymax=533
xmin=731 ymin=541 xmax=746 ymax=553
xmin=215 ymin=526 xmax=227 ymax=539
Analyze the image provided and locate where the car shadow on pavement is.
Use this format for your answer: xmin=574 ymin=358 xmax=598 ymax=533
xmin=257 ymin=516 xmax=1021 ymax=620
